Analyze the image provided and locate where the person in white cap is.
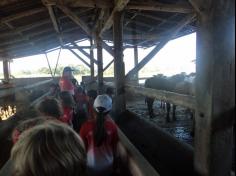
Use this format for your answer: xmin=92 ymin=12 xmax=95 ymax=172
xmin=79 ymin=94 xmax=118 ymax=176
xmin=59 ymin=66 xmax=76 ymax=95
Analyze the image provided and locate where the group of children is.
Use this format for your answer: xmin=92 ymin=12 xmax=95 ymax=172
xmin=0 ymin=67 xmax=119 ymax=176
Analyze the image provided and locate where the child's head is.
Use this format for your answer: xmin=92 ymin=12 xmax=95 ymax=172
xmin=12 ymin=117 xmax=50 ymax=144
xmin=11 ymin=121 xmax=87 ymax=176
xmin=87 ymin=90 xmax=97 ymax=100
xmin=59 ymin=91 xmax=75 ymax=108
xmin=93 ymin=94 xmax=112 ymax=114
xmin=36 ymin=97 xmax=62 ymax=118
xmin=77 ymin=86 xmax=84 ymax=94
xmin=93 ymin=94 xmax=112 ymax=146
xmin=105 ymin=87 xmax=114 ymax=96
xmin=62 ymin=66 xmax=74 ymax=79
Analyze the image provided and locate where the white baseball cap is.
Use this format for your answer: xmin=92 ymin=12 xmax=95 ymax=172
xmin=93 ymin=94 xmax=112 ymax=113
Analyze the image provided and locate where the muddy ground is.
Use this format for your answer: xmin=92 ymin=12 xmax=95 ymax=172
xmin=126 ymin=95 xmax=194 ymax=146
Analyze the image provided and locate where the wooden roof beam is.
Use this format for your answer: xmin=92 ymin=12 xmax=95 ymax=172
xmin=125 ymin=18 xmax=156 ymax=30
xmin=126 ymin=13 xmax=196 ymax=79
xmin=2 ymin=21 xmax=41 ymax=52
xmin=127 ymin=11 xmax=176 ymax=24
xmin=0 ymin=19 xmax=51 ymax=38
xmin=41 ymin=0 xmax=193 ymax=13
xmin=0 ymin=25 xmax=81 ymax=47
xmin=68 ymin=49 xmax=91 ymax=68
xmin=136 ymin=14 xmax=179 ymax=46
xmin=99 ymin=0 xmax=130 ymax=37
xmin=0 ymin=0 xmax=18 ymax=6
xmin=46 ymin=6 xmax=64 ymax=45
xmin=57 ymin=4 xmax=92 ymax=36
xmin=42 ymin=0 xmax=64 ymax=45
xmin=0 ymin=7 xmax=46 ymax=23
xmin=93 ymin=9 xmax=106 ymax=31
xmin=72 ymin=42 xmax=98 ymax=65
xmin=59 ymin=0 xmax=113 ymax=8
xmin=46 ymin=6 xmax=60 ymax=34
xmin=127 ymin=3 xmax=193 ymax=13
xmin=63 ymin=46 xmax=91 ymax=50
xmin=188 ymin=0 xmax=204 ymax=15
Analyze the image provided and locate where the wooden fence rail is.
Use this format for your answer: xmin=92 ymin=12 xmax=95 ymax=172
xmin=117 ymin=128 xmax=160 ymax=176
xmin=125 ymin=85 xmax=196 ymax=110
xmin=0 ymin=79 xmax=53 ymax=98
xmin=103 ymin=82 xmax=196 ymax=110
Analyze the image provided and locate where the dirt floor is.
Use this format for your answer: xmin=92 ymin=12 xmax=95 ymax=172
xmin=126 ymin=95 xmax=194 ymax=146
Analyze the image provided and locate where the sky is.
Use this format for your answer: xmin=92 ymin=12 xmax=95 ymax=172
xmin=0 ymin=32 xmax=196 ymax=78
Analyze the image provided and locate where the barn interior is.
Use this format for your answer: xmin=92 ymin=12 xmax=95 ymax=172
xmin=0 ymin=0 xmax=235 ymax=176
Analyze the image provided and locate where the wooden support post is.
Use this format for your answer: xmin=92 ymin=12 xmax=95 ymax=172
xmin=126 ymin=13 xmax=196 ymax=79
xmin=113 ymin=11 xmax=126 ymax=115
xmin=3 ymin=59 xmax=10 ymax=83
xmin=194 ymin=0 xmax=235 ymax=176
xmin=96 ymin=35 xmax=103 ymax=94
xmin=90 ymin=38 xmax=95 ymax=79
xmin=133 ymin=45 xmax=139 ymax=84
xmin=99 ymin=0 xmax=130 ymax=37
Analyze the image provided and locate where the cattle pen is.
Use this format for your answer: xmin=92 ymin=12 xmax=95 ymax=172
xmin=0 ymin=1 xmax=235 ymax=176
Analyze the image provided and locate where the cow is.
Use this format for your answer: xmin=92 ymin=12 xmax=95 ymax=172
xmin=144 ymin=73 xmax=195 ymax=122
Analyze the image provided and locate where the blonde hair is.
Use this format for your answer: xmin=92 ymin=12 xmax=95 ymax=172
xmin=11 ymin=121 xmax=87 ymax=176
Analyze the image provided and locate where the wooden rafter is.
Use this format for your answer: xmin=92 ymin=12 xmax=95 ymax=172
xmin=93 ymin=8 xmax=106 ymax=32
xmin=58 ymin=0 xmax=113 ymax=8
xmin=0 ymin=25 xmax=81 ymax=47
xmin=0 ymin=19 xmax=50 ymax=38
xmin=99 ymin=0 xmax=130 ymax=37
xmin=126 ymin=3 xmax=193 ymax=13
xmin=1 ymin=20 xmax=43 ymax=54
xmin=126 ymin=13 xmax=196 ymax=79
xmin=0 ymin=10 xmax=77 ymax=39
xmin=72 ymin=42 xmax=98 ymax=65
xmin=125 ymin=18 xmax=157 ymax=30
xmin=47 ymin=6 xmax=60 ymax=33
xmin=42 ymin=2 xmax=64 ymax=45
xmin=68 ymin=49 xmax=90 ymax=68
xmin=103 ymin=59 xmax=114 ymax=72
xmin=30 ymin=1 xmax=193 ymax=14
xmin=188 ymin=0 xmax=203 ymax=15
xmin=102 ymin=41 xmax=114 ymax=56
xmin=62 ymin=46 xmax=91 ymax=50
xmin=0 ymin=7 xmax=46 ymax=23
xmin=137 ymin=14 xmax=179 ymax=46
xmin=57 ymin=4 xmax=91 ymax=36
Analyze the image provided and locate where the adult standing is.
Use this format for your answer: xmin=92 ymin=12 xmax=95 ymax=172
xmin=59 ymin=66 xmax=76 ymax=95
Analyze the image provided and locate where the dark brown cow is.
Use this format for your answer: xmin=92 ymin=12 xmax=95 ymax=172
xmin=144 ymin=73 xmax=193 ymax=122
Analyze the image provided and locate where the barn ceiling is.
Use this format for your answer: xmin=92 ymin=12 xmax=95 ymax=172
xmin=0 ymin=0 xmax=196 ymax=59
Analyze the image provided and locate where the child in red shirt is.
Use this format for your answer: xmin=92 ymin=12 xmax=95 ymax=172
xmin=80 ymin=94 xmax=118 ymax=176
xmin=59 ymin=91 xmax=75 ymax=127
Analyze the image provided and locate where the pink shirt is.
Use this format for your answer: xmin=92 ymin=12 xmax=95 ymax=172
xmin=59 ymin=77 xmax=75 ymax=95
